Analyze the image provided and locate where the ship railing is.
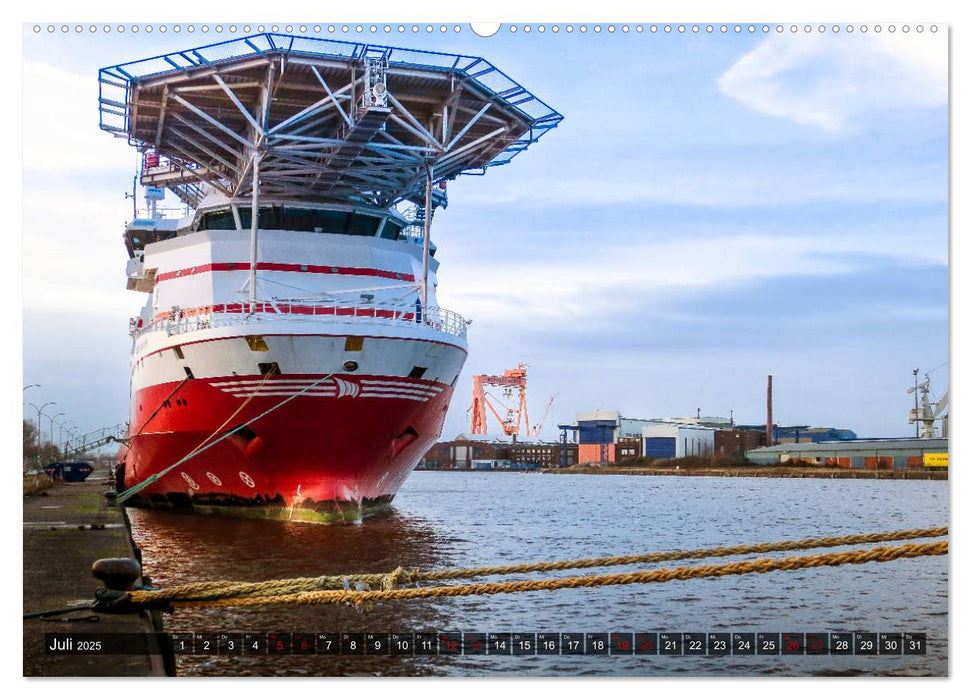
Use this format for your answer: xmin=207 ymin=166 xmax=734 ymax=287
xmin=131 ymin=205 xmax=191 ymax=222
xmin=131 ymin=301 xmax=469 ymax=340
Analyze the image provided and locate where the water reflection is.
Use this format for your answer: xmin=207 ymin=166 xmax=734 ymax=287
xmin=126 ymin=474 xmax=949 ymax=677
xmin=128 ymin=506 xmax=459 ymax=676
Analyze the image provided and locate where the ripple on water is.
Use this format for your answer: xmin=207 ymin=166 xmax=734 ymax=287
xmin=130 ymin=473 xmax=948 ymax=677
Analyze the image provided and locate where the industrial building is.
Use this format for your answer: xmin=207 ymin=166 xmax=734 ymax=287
xmin=745 ymin=438 xmax=948 ymax=469
xmin=422 ymin=435 xmax=577 ymax=470
xmin=642 ymin=422 xmax=716 ymax=458
xmin=735 ymin=425 xmax=858 ymax=444
xmin=423 ymin=435 xmax=507 ymax=470
xmin=568 ymin=409 xmax=858 ymax=465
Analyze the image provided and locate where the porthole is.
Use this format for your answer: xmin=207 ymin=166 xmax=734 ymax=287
xmin=343 ymin=360 xmax=359 ymax=372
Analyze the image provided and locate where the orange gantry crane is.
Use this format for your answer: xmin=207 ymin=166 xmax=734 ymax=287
xmin=470 ymin=364 xmax=530 ymax=437
xmin=470 ymin=364 xmax=555 ymax=438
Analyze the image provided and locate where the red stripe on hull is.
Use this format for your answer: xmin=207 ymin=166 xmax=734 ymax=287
xmin=121 ymin=375 xmax=451 ymax=518
xmin=155 ymin=262 xmax=415 ymax=283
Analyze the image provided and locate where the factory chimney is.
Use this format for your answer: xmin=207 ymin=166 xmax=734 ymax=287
xmin=766 ymin=374 xmax=774 ymax=446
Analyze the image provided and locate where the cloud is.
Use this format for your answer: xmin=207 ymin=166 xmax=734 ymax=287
xmin=23 ymin=60 xmax=134 ymax=173
xmin=716 ymin=33 xmax=947 ymax=132
xmin=22 ymin=187 xmax=138 ymax=317
xmin=438 ymin=228 xmax=943 ymax=331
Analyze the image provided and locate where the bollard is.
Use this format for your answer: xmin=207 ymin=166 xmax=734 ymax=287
xmin=92 ymin=558 xmax=142 ymax=591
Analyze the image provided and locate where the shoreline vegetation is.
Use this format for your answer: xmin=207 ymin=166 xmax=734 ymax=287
xmin=547 ymin=465 xmax=946 ymax=479
xmin=419 ymin=455 xmax=947 ymax=480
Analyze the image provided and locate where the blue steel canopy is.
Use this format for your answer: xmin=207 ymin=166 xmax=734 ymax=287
xmin=99 ymin=33 xmax=562 ymax=207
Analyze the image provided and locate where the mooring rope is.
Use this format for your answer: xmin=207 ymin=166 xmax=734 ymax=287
xmin=165 ymin=541 xmax=947 ymax=609
xmin=128 ymin=376 xmax=191 ymax=439
xmin=117 ymin=372 xmax=334 ymax=503
xmin=128 ymin=527 xmax=947 ymax=605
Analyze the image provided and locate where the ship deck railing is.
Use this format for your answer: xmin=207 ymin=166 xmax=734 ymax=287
xmin=131 ymin=301 xmax=469 ymax=340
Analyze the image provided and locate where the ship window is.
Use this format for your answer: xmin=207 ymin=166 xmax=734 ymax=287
xmin=282 ymin=207 xmax=318 ymax=232
xmin=345 ymin=213 xmax=380 ymax=237
xmin=231 ymin=206 xmax=384 ymax=237
xmin=200 ymin=209 xmax=236 ymax=230
xmin=313 ymin=209 xmax=350 ymax=233
xmin=236 ymin=207 xmax=279 ymax=230
xmin=258 ymin=362 xmax=281 ymax=376
xmin=173 ymin=346 xmax=184 ymax=359
xmin=183 ymin=366 xmax=194 ymax=379
xmin=408 ymin=366 xmax=427 ymax=379
xmin=381 ymin=220 xmax=403 ymax=240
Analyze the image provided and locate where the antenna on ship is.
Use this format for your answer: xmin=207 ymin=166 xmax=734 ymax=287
xmin=124 ymin=172 xmax=137 ymax=220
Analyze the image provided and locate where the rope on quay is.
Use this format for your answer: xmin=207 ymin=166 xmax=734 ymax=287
xmin=127 ymin=526 xmax=947 ymax=606
xmin=167 ymin=541 xmax=948 ymax=610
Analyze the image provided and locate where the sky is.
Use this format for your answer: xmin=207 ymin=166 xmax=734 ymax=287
xmin=18 ymin=21 xmax=950 ymax=445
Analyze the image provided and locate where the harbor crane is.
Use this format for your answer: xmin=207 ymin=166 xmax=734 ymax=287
xmin=470 ymin=364 xmax=552 ymax=439
xmin=908 ymin=372 xmax=949 ymax=438
xmin=530 ymin=395 xmax=557 ymax=438
xmin=470 ymin=364 xmax=530 ymax=437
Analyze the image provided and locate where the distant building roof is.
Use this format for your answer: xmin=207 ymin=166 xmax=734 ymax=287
xmin=748 ymin=437 xmax=947 ymax=454
xmin=448 ymin=433 xmax=515 ymax=443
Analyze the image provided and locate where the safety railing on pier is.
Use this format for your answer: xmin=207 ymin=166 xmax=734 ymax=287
xmin=131 ymin=302 xmax=469 ymax=340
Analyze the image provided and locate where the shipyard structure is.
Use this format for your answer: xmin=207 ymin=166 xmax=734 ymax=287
xmin=423 ymin=407 xmax=946 ymax=471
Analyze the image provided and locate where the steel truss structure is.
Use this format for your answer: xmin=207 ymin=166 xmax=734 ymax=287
xmin=99 ymin=33 xmax=563 ymax=208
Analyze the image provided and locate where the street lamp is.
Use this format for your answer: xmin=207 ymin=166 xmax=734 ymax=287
xmin=27 ymin=401 xmax=55 ymax=467
xmin=50 ymin=412 xmax=66 ymax=455
xmin=23 ymin=384 xmax=40 ymax=391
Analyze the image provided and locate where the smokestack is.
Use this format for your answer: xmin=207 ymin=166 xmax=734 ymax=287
xmin=766 ymin=374 xmax=773 ymax=446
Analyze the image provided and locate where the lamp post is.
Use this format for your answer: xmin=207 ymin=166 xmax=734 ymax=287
xmin=50 ymin=412 xmax=65 ymax=451
xmin=23 ymin=384 xmax=40 ymax=391
xmin=47 ymin=412 xmax=65 ymax=462
xmin=27 ymin=401 xmax=55 ymax=468
xmin=55 ymin=419 xmax=74 ymax=456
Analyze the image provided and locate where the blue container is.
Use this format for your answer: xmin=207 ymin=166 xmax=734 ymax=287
xmin=44 ymin=462 xmax=94 ymax=482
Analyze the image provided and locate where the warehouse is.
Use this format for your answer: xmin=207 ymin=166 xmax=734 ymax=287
xmin=422 ymin=435 xmax=577 ymax=469
xmin=745 ymin=438 xmax=948 ymax=468
xmin=641 ymin=422 xmax=716 ymax=458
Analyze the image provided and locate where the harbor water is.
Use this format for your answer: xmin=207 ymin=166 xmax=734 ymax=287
xmin=127 ymin=472 xmax=949 ymax=676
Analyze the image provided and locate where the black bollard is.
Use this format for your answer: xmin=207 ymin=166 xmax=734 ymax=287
xmin=92 ymin=558 xmax=142 ymax=591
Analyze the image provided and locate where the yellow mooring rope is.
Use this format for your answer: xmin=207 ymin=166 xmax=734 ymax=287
xmin=169 ymin=541 xmax=947 ymax=610
xmin=128 ymin=527 xmax=947 ymax=609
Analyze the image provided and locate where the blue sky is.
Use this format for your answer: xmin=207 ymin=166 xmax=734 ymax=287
xmin=20 ymin=23 xmax=949 ymax=442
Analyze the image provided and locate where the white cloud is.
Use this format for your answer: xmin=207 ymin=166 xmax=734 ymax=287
xmin=717 ymin=33 xmax=947 ymax=131
xmin=23 ymin=60 xmax=134 ymax=173
xmin=453 ymin=160 xmax=945 ymax=209
xmin=438 ymin=228 xmax=942 ymax=329
xmin=23 ymin=187 xmax=137 ymax=317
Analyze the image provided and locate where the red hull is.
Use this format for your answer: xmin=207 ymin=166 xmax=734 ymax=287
xmin=119 ymin=374 xmax=451 ymax=521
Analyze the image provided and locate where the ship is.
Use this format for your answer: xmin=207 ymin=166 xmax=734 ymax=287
xmin=98 ymin=33 xmax=561 ymax=521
